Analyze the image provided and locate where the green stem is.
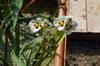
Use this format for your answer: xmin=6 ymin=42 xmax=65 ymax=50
xmin=58 ymin=34 xmax=65 ymax=45
xmin=32 ymin=35 xmax=46 ymax=66
xmin=3 ymin=25 xmax=8 ymax=66
xmin=27 ymin=50 xmax=32 ymax=66
xmin=46 ymin=49 xmax=56 ymax=66
xmin=32 ymin=43 xmax=43 ymax=65
xmin=15 ymin=23 xmax=20 ymax=57
xmin=34 ymin=48 xmax=54 ymax=66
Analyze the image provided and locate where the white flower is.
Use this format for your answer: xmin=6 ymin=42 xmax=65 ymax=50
xmin=28 ymin=16 xmax=77 ymax=35
xmin=29 ymin=19 xmax=41 ymax=33
xmin=53 ymin=16 xmax=77 ymax=35
xmin=43 ymin=19 xmax=52 ymax=29
xmin=53 ymin=16 xmax=67 ymax=31
xmin=64 ymin=16 xmax=77 ymax=35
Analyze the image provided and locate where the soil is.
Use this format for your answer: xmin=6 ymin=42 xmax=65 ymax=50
xmin=67 ymin=33 xmax=100 ymax=66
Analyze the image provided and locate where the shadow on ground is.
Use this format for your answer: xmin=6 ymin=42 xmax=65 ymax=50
xmin=67 ymin=33 xmax=100 ymax=66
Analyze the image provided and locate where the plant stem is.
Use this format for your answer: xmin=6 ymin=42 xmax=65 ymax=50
xmin=15 ymin=23 xmax=20 ymax=57
xmin=46 ymin=49 xmax=56 ymax=66
xmin=27 ymin=50 xmax=32 ymax=66
xmin=34 ymin=48 xmax=54 ymax=66
xmin=32 ymin=43 xmax=43 ymax=65
xmin=3 ymin=25 xmax=8 ymax=66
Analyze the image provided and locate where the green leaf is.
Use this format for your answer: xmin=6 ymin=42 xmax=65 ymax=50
xmin=31 ymin=36 xmax=43 ymax=45
xmin=15 ymin=23 xmax=20 ymax=57
xmin=2 ymin=11 xmax=13 ymax=23
xmin=16 ymin=56 xmax=26 ymax=66
xmin=20 ymin=36 xmax=43 ymax=55
xmin=34 ymin=48 xmax=54 ymax=66
xmin=8 ymin=31 xmax=15 ymax=48
xmin=11 ymin=51 xmax=26 ymax=66
xmin=55 ymin=30 xmax=64 ymax=44
xmin=11 ymin=0 xmax=23 ymax=30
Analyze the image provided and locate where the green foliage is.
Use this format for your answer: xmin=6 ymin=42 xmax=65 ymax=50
xmin=0 ymin=27 xmax=3 ymax=40
xmin=11 ymin=50 xmax=26 ymax=66
xmin=20 ymin=36 xmax=43 ymax=55
xmin=0 ymin=0 xmax=64 ymax=66
xmin=11 ymin=0 xmax=23 ymax=29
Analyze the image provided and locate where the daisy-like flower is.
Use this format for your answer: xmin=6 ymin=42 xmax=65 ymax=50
xmin=64 ymin=16 xmax=77 ymax=35
xmin=53 ymin=16 xmax=67 ymax=31
xmin=53 ymin=16 xmax=77 ymax=35
xmin=29 ymin=18 xmax=41 ymax=33
xmin=43 ymin=19 xmax=52 ymax=29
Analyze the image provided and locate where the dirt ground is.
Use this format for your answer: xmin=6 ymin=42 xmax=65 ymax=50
xmin=67 ymin=34 xmax=100 ymax=66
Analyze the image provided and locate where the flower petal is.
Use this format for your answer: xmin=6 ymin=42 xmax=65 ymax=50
xmin=57 ymin=26 xmax=64 ymax=31
xmin=29 ymin=20 xmax=41 ymax=33
xmin=43 ymin=19 xmax=52 ymax=29
xmin=53 ymin=16 xmax=67 ymax=31
xmin=29 ymin=20 xmax=35 ymax=27
xmin=64 ymin=16 xmax=77 ymax=35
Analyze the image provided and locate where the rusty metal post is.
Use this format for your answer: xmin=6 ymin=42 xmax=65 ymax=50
xmin=54 ymin=0 xmax=68 ymax=66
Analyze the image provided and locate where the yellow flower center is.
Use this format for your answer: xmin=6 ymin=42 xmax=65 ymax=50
xmin=44 ymin=22 xmax=50 ymax=28
xmin=58 ymin=21 xmax=64 ymax=27
xmin=34 ymin=22 xmax=41 ymax=29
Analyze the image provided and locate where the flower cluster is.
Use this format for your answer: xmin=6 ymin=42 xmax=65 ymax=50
xmin=29 ymin=16 xmax=77 ymax=35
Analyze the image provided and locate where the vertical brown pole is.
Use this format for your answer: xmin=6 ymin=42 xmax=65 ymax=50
xmin=54 ymin=39 xmax=65 ymax=66
xmin=54 ymin=0 xmax=68 ymax=66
